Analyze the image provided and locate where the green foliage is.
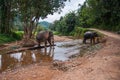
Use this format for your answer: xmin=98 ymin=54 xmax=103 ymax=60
xmin=53 ymin=31 xmax=62 ymax=36
xmin=65 ymin=12 xmax=76 ymax=33
xmin=16 ymin=0 xmax=68 ymax=39
xmin=1 ymin=0 xmax=120 ymax=41
xmin=73 ymin=27 xmax=89 ymax=38
xmin=0 ymin=34 xmax=15 ymax=45
xmin=77 ymin=0 xmax=120 ymax=31
xmin=12 ymin=31 xmax=23 ymax=40
xmin=72 ymin=27 xmax=104 ymax=39
xmin=49 ymin=12 xmax=77 ymax=35
xmin=38 ymin=21 xmax=51 ymax=29
xmin=0 ymin=0 xmax=13 ymax=34
xmin=0 ymin=0 xmax=68 ymax=39
xmin=77 ymin=2 xmax=92 ymax=28
xmin=13 ymin=16 xmax=24 ymax=31
xmin=0 ymin=31 xmax=23 ymax=44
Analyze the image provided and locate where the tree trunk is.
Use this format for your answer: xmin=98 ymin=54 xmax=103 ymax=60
xmin=33 ymin=18 xmax=39 ymax=36
xmin=22 ymin=17 xmax=36 ymax=47
xmin=23 ymin=17 xmax=39 ymax=39
xmin=0 ymin=0 xmax=12 ymax=34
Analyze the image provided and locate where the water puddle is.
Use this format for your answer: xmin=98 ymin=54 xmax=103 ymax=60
xmin=0 ymin=40 xmax=83 ymax=72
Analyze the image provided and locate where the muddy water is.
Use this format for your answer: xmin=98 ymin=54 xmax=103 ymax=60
xmin=0 ymin=40 xmax=83 ymax=72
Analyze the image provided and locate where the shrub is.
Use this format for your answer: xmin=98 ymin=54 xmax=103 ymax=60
xmin=0 ymin=31 xmax=23 ymax=44
xmin=0 ymin=34 xmax=15 ymax=44
xmin=73 ymin=27 xmax=89 ymax=38
xmin=12 ymin=31 xmax=23 ymax=40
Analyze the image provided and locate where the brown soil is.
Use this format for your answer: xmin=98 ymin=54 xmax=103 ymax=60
xmin=0 ymin=30 xmax=120 ymax=80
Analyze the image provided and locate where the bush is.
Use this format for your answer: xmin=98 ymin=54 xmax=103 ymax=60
xmin=0 ymin=31 xmax=23 ymax=45
xmin=73 ymin=27 xmax=89 ymax=38
xmin=0 ymin=34 xmax=15 ymax=45
xmin=12 ymin=31 xmax=23 ymax=40
xmin=53 ymin=31 xmax=62 ymax=36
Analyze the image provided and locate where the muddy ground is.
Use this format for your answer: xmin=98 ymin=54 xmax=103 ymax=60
xmin=0 ymin=30 xmax=120 ymax=80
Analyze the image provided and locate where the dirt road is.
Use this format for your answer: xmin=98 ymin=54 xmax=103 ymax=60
xmin=52 ymin=30 xmax=120 ymax=80
xmin=0 ymin=29 xmax=120 ymax=80
xmin=90 ymin=28 xmax=120 ymax=40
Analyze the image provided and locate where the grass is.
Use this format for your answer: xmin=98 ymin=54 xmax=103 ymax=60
xmin=73 ymin=27 xmax=90 ymax=38
xmin=73 ymin=27 xmax=104 ymax=39
xmin=0 ymin=34 xmax=15 ymax=44
xmin=0 ymin=31 xmax=23 ymax=45
xmin=53 ymin=31 xmax=63 ymax=36
xmin=15 ymin=31 xmax=24 ymax=34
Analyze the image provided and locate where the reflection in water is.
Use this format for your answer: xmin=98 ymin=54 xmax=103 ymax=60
xmin=0 ymin=47 xmax=54 ymax=72
xmin=0 ymin=40 xmax=83 ymax=73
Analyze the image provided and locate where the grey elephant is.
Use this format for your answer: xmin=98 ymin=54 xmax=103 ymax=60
xmin=83 ymin=31 xmax=99 ymax=44
xmin=36 ymin=31 xmax=54 ymax=47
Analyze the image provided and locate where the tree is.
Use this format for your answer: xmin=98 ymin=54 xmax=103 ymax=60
xmin=65 ymin=12 xmax=76 ymax=33
xmin=0 ymin=0 xmax=13 ymax=34
xmin=77 ymin=0 xmax=120 ymax=31
xmin=0 ymin=0 xmax=67 ymax=39
xmin=49 ymin=12 xmax=76 ymax=35
xmin=15 ymin=0 xmax=68 ymax=40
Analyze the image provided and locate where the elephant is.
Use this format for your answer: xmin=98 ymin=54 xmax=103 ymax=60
xmin=117 ymin=31 xmax=120 ymax=34
xmin=83 ymin=31 xmax=99 ymax=44
xmin=36 ymin=31 xmax=54 ymax=47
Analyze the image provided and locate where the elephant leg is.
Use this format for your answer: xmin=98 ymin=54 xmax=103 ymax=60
xmin=93 ymin=37 xmax=95 ymax=44
xmin=52 ymin=37 xmax=54 ymax=45
xmin=51 ymin=37 xmax=55 ymax=48
xmin=52 ymin=38 xmax=55 ymax=49
xmin=44 ymin=47 xmax=47 ymax=55
xmin=45 ymin=40 xmax=47 ymax=48
xmin=97 ymin=37 xmax=100 ymax=43
xmin=90 ymin=38 xmax=92 ymax=44
xmin=83 ymin=38 xmax=86 ymax=44
xmin=48 ymin=39 xmax=52 ymax=46
xmin=48 ymin=47 xmax=52 ymax=56
xmin=38 ymin=42 xmax=41 ymax=47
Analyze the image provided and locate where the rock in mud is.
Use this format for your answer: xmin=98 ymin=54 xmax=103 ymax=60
xmin=52 ymin=61 xmax=69 ymax=72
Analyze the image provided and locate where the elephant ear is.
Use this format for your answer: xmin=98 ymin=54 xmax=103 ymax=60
xmin=93 ymin=32 xmax=99 ymax=37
